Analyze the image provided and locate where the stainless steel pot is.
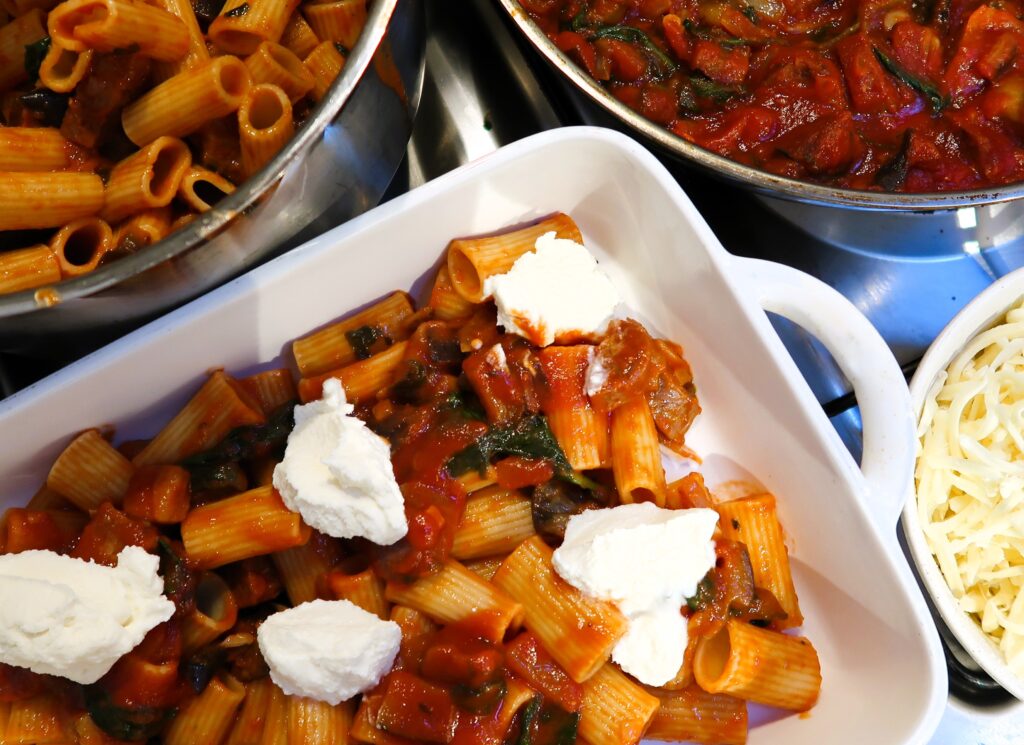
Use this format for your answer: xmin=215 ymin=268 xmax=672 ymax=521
xmin=499 ymin=1 xmax=1024 ymax=212
xmin=0 ymin=0 xmax=424 ymax=352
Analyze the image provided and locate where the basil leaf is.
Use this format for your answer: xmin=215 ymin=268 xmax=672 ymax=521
xmin=689 ymin=74 xmax=745 ymax=103
xmin=683 ymin=19 xmax=749 ymax=48
xmin=24 ymin=36 xmax=50 ymax=81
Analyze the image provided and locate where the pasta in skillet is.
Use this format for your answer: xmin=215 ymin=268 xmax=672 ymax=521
xmin=0 ymin=0 xmax=367 ymax=296
xmin=0 ymin=213 xmax=820 ymax=744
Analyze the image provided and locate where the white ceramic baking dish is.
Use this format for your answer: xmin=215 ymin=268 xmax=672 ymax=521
xmin=903 ymin=268 xmax=1024 ymax=703
xmin=0 ymin=127 xmax=945 ymax=743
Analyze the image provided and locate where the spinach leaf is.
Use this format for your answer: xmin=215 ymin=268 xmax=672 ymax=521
xmin=334 ymin=42 xmax=350 ymax=56
xmin=552 ymin=710 xmax=581 ymax=744
xmin=85 ymin=687 xmax=173 ymax=741
xmin=443 ymin=389 xmax=487 ymax=422
xmin=19 ymin=89 xmax=69 ymax=127
xmin=452 ymin=679 xmax=506 ymax=715
xmin=592 ymin=25 xmax=676 ymax=76
xmin=686 ymin=573 xmax=716 ymax=611
xmin=192 ymin=0 xmax=227 ymax=27
xmin=446 ymin=415 xmax=595 ymax=488
xmin=742 ymin=5 xmax=760 ymax=23
xmin=225 ymin=2 xmax=248 ymax=17
xmin=390 ymin=360 xmax=428 ymax=404
xmin=689 ymin=74 xmax=745 ymax=103
xmin=24 ymin=36 xmax=50 ymax=81
xmin=345 ymin=324 xmax=388 ymax=360
xmin=182 ymin=400 xmax=296 ymax=467
xmin=873 ymin=47 xmax=947 ymax=113
xmin=515 ymin=696 xmax=542 ymax=745
xmin=186 ymin=461 xmax=247 ymax=494
xmin=683 ymin=19 xmax=749 ymax=47
xmin=156 ymin=537 xmax=195 ymax=604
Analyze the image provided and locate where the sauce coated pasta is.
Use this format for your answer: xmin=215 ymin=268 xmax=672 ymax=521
xmin=0 ymin=0 xmax=368 ymax=297
xmin=0 ymin=214 xmax=820 ymax=744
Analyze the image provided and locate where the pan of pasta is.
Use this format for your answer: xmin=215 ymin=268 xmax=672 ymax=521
xmin=0 ymin=0 xmax=423 ymax=350
xmin=906 ymin=270 xmax=1024 ymax=704
xmin=0 ymin=127 xmax=945 ymax=744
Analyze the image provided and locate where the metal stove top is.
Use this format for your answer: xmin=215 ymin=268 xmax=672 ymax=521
xmin=2 ymin=0 xmax=1023 ymax=740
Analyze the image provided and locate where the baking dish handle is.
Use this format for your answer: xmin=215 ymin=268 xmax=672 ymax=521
xmin=732 ymin=256 xmax=915 ymax=535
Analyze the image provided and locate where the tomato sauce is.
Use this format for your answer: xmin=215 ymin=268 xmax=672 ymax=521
xmin=523 ymin=0 xmax=1024 ymax=191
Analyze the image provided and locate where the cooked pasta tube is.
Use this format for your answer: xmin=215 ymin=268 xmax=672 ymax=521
xmin=644 ymin=683 xmax=747 ymax=745
xmin=463 ymin=555 xmax=504 ymax=582
xmin=271 ymin=533 xmax=343 ymax=605
xmin=245 ymin=41 xmax=315 ymax=102
xmin=224 ymin=677 xmax=275 ymax=745
xmin=578 ymin=663 xmax=660 ymax=745
xmin=0 ymin=245 xmax=60 ymax=295
xmin=451 ymin=486 xmax=535 ymax=560
xmin=182 ymin=573 xmax=239 ymax=653
xmin=133 ymin=369 xmax=265 ymax=466
xmin=238 ymin=83 xmax=293 ymax=178
xmin=102 ymin=136 xmax=192 ymax=222
xmin=303 ymin=0 xmax=366 ymax=48
xmin=428 ymin=263 xmax=475 ymax=320
xmin=0 ymin=128 xmax=85 ymax=171
xmin=280 ymin=11 xmax=319 ymax=58
xmin=493 ymin=536 xmax=627 ymax=682
xmin=163 ymin=674 xmax=246 ymax=745
xmin=286 ymin=697 xmax=354 ymax=745
xmin=46 ymin=428 xmax=133 ymax=511
xmin=716 ymin=492 xmax=804 ymax=629
xmin=539 ymin=346 xmax=609 ymax=470
xmin=122 ymin=56 xmax=252 ymax=146
xmin=291 ymin=291 xmax=414 ymax=377
xmin=693 ymin=619 xmax=821 ymax=711
xmin=50 ymin=217 xmax=114 ymax=277
xmin=152 ymin=0 xmax=209 ymax=79
xmin=209 ymin=0 xmax=300 ymax=55
xmin=297 ymin=340 xmax=409 ymax=404
xmin=240 ymin=368 xmax=296 ymax=414
xmin=48 ymin=0 xmax=190 ymax=60
xmin=0 ymin=10 xmax=46 ymax=91
xmin=457 ymin=466 xmax=498 ymax=494
xmin=2 ymin=694 xmax=64 ymax=744
xmin=385 ymin=560 xmax=524 ymax=642
xmin=257 ymin=682 xmax=288 ymax=745
xmin=303 ymin=40 xmax=345 ymax=101
xmin=177 ymin=166 xmax=235 ymax=213
xmin=326 ymin=568 xmax=388 ymax=619
xmin=113 ymin=207 xmax=172 ymax=253
xmin=181 ymin=485 xmax=312 ymax=569
xmin=446 ymin=212 xmax=582 ymax=302
xmin=0 ymin=172 xmax=103 ymax=229
xmin=611 ymin=396 xmax=666 ymax=506
xmin=37 ymin=43 xmax=91 ymax=93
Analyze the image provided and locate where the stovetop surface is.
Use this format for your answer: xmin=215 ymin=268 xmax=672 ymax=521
xmin=3 ymin=0 xmax=1024 ymax=740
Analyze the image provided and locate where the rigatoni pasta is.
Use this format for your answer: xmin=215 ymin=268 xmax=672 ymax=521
xmin=0 ymin=0 xmax=373 ymax=295
xmin=0 ymin=214 xmax=822 ymax=744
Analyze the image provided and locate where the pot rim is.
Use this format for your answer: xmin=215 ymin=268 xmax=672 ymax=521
xmin=0 ymin=0 xmax=400 ymax=319
xmin=499 ymin=0 xmax=1024 ymax=213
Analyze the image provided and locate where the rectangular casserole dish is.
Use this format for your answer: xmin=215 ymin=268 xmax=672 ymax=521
xmin=0 ymin=126 xmax=946 ymax=744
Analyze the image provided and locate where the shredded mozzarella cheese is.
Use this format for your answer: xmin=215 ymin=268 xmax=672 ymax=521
xmin=918 ymin=299 xmax=1024 ymax=676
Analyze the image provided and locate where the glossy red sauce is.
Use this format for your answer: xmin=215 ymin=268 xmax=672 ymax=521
xmin=524 ymin=0 xmax=1024 ymax=191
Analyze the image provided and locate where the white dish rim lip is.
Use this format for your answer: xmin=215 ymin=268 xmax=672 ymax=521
xmin=902 ymin=265 xmax=1024 ymax=702
xmin=0 ymin=124 xmax=948 ymax=740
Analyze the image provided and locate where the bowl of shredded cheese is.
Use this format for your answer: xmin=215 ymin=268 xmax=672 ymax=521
xmin=906 ymin=271 xmax=1024 ymax=701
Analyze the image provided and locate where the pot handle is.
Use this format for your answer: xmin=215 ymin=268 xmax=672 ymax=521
xmin=731 ymin=256 xmax=915 ymax=536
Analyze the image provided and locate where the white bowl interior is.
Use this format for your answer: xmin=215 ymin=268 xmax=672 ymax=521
xmin=904 ymin=267 xmax=1024 ymax=702
xmin=0 ymin=128 xmax=944 ymax=743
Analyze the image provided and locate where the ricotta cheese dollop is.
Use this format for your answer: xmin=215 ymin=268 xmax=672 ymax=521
xmin=552 ymin=503 xmax=718 ymax=686
xmin=258 ymin=599 xmax=401 ymax=704
xmin=0 ymin=546 xmax=175 ymax=684
xmin=483 ymin=232 xmax=619 ymax=347
xmin=273 ymin=378 xmax=406 ymax=545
